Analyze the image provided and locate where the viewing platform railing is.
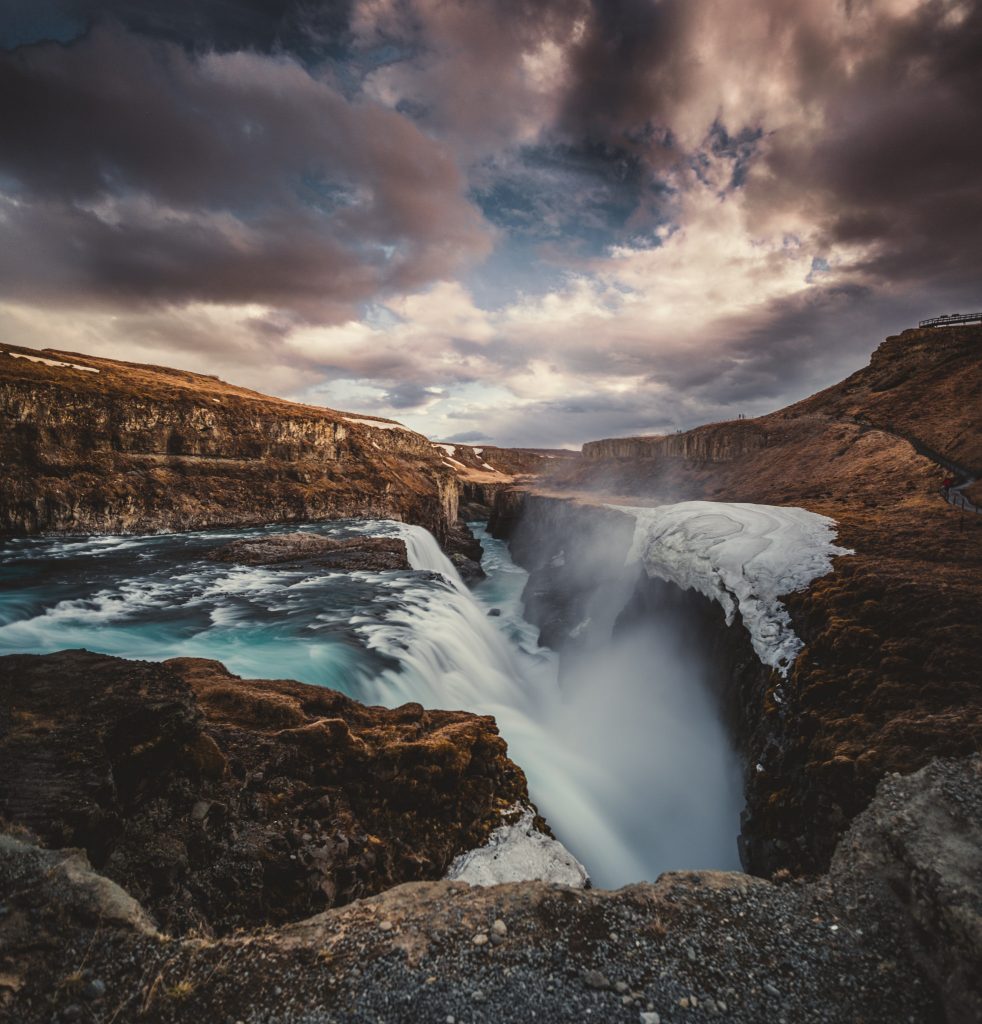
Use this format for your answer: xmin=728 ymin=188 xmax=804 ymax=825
xmin=918 ymin=312 xmax=982 ymax=328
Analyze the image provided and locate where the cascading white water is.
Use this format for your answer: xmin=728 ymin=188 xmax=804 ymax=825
xmin=398 ymin=526 xmax=465 ymax=582
xmin=356 ymin=523 xmax=743 ymax=887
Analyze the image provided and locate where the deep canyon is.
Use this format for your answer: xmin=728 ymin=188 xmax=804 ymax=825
xmin=1 ymin=327 xmax=980 ymax=1023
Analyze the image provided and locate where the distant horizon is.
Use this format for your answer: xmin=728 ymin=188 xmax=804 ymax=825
xmin=2 ymin=0 xmax=980 ymax=447
xmin=3 ymin=308 xmax=960 ymax=450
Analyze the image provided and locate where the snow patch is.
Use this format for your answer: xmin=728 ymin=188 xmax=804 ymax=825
xmin=445 ymin=806 xmax=589 ymax=888
xmin=6 ymin=351 xmax=99 ymax=373
xmin=343 ymin=416 xmax=408 ymax=431
xmin=434 ymin=443 xmax=458 ymax=455
xmin=611 ymin=500 xmax=852 ymax=676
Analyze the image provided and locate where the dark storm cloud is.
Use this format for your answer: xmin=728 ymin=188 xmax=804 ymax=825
xmin=1 ymin=1 xmax=354 ymax=57
xmin=0 ymin=24 xmax=490 ymax=316
xmin=559 ymin=0 xmax=686 ymax=155
xmin=382 ymin=381 xmax=443 ymax=409
xmin=737 ymin=2 xmax=982 ymax=295
xmin=553 ymin=0 xmax=982 ymax=294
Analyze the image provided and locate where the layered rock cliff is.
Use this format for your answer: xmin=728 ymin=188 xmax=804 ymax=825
xmin=0 ymin=344 xmax=459 ymax=541
xmin=582 ymin=420 xmax=769 ymax=463
xmin=497 ymin=324 xmax=982 ymax=879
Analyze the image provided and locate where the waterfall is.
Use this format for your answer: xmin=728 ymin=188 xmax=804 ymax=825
xmin=397 ymin=524 xmax=466 ymax=585
xmin=0 ymin=520 xmax=744 ymax=887
xmin=357 ymin=523 xmax=743 ymax=887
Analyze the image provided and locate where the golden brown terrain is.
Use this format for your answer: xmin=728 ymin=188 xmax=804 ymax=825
xmin=0 ymin=343 xmax=462 ymax=539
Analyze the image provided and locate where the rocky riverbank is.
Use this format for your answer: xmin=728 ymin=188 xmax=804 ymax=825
xmin=2 ymin=752 xmax=978 ymax=1023
xmin=0 ymin=651 xmax=533 ymax=935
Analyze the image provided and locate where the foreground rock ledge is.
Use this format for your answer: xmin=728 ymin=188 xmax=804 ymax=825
xmin=0 ymin=651 xmax=531 ymax=934
xmin=2 ymin=757 xmax=979 ymax=1023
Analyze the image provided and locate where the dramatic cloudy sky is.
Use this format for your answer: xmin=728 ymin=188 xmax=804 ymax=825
xmin=1 ymin=1 xmax=980 ymax=445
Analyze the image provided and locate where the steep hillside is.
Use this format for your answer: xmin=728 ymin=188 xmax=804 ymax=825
xmin=501 ymin=323 xmax=982 ymax=877
xmin=0 ymin=344 xmax=460 ymax=540
xmin=431 ymin=441 xmax=576 ymax=482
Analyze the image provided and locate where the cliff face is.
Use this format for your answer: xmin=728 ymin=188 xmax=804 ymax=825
xmin=501 ymin=324 xmax=982 ymax=879
xmin=0 ymin=651 xmax=531 ymax=936
xmin=0 ymin=344 xmax=459 ymax=540
xmin=582 ymin=421 xmax=769 ymax=463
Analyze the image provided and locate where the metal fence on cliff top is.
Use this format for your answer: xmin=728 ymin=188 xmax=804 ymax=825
xmin=918 ymin=312 xmax=982 ymax=328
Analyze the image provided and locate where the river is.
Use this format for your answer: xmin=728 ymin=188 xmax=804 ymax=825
xmin=0 ymin=520 xmax=742 ymax=886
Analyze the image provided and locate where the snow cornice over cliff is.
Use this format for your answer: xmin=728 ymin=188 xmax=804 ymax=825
xmin=610 ymin=501 xmax=853 ymax=677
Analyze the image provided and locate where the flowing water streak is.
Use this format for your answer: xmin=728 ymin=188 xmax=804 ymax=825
xmin=356 ymin=524 xmax=743 ymax=886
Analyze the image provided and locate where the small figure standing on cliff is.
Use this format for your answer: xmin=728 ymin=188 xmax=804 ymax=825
xmin=942 ymin=474 xmax=955 ymax=498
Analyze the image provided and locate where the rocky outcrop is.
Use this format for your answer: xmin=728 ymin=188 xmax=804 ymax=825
xmin=4 ymin=755 xmax=978 ymax=1024
xmin=206 ymin=533 xmax=410 ymax=571
xmin=0 ymin=651 xmax=532 ymax=935
xmin=442 ymin=519 xmax=486 ymax=583
xmin=582 ymin=420 xmax=769 ymax=463
xmin=0 ymin=344 xmax=459 ymax=542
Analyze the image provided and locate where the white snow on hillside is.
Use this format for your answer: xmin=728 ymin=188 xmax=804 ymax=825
xmin=6 ymin=351 xmax=99 ymax=373
xmin=343 ymin=416 xmax=408 ymax=431
xmin=611 ymin=501 xmax=853 ymax=676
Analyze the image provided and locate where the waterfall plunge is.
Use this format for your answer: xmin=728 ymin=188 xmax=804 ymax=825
xmin=357 ymin=524 xmax=743 ymax=888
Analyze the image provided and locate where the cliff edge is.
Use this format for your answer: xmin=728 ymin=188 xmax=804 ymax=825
xmin=503 ymin=324 xmax=982 ymax=878
xmin=0 ymin=344 xmax=460 ymax=541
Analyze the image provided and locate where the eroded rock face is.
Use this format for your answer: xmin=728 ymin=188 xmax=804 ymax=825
xmin=0 ymin=344 xmax=459 ymax=542
xmin=442 ymin=519 xmax=486 ymax=583
xmin=5 ymin=757 xmax=978 ymax=1024
xmin=505 ymin=325 xmax=982 ymax=879
xmin=206 ymin=533 xmax=410 ymax=571
xmin=0 ymin=651 xmax=531 ymax=935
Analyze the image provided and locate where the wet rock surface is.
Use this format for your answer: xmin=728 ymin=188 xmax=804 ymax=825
xmin=207 ymin=533 xmax=410 ymax=571
xmin=3 ymin=756 xmax=978 ymax=1024
xmin=0 ymin=651 xmax=531 ymax=936
xmin=442 ymin=519 xmax=486 ymax=583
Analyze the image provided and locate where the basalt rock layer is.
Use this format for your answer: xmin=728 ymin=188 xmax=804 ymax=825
xmin=0 ymin=344 xmax=459 ymax=542
xmin=0 ymin=651 xmax=531 ymax=936
xmin=206 ymin=533 xmax=410 ymax=571
xmin=3 ymin=756 xmax=979 ymax=1024
xmin=501 ymin=324 xmax=982 ymax=879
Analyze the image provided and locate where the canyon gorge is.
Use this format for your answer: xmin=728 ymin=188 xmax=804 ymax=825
xmin=1 ymin=325 xmax=980 ymax=1023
